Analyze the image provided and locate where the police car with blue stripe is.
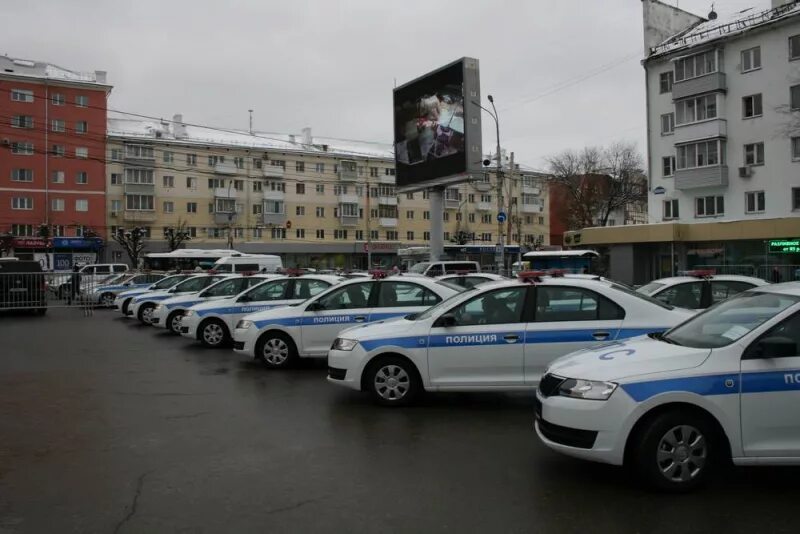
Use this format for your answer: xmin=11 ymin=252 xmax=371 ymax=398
xmin=534 ymin=282 xmax=800 ymax=492
xmin=89 ymin=273 xmax=166 ymax=307
xmin=127 ymin=274 xmax=230 ymax=324
xmin=232 ymin=273 xmax=461 ymax=368
xmin=326 ymin=272 xmax=694 ymax=406
xmin=180 ymin=274 xmax=344 ymax=347
xmin=113 ymin=274 xmax=193 ymax=315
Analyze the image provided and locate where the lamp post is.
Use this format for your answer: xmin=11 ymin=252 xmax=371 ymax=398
xmin=472 ymin=95 xmax=504 ymax=275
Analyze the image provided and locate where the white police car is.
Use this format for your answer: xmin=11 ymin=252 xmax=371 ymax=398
xmin=89 ymin=273 xmax=165 ymax=307
xmin=232 ymin=274 xmax=460 ymax=368
xmin=436 ymin=272 xmax=507 ymax=289
xmin=535 ymin=282 xmax=800 ymax=491
xmin=128 ymin=274 xmax=229 ymax=324
xmin=327 ymin=273 xmax=694 ymax=406
xmin=637 ymin=271 xmax=768 ymax=310
xmin=181 ymin=274 xmax=343 ymax=347
xmin=113 ymin=274 xmax=193 ymax=315
xmin=151 ymin=274 xmax=276 ymax=334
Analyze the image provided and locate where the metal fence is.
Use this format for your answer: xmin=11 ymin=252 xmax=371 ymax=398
xmin=0 ymin=272 xmax=139 ymax=314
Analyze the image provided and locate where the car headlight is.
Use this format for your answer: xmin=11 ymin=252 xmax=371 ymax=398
xmin=154 ymin=304 xmax=163 ymax=311
xmin=236 ymin=320 xmax=253 ymax=330
xmin=183 ymin=310 xmax=194 ymax=318
xmin=332 ymin=338 xmax=358 ymax=351
xmin=558 ymin=378 xmax=618 ymax=401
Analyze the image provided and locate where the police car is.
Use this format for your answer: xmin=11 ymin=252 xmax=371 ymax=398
xmin=88 ymin=273 xmax=165 ymax=307
xmin=127 ymin=274 xmax=230 ymax=324
xmin=436 ymin=272 xmax=507 ymax=289
xmin=326 ymin=272 xmax=695 ymax=406
xmin=180 ymin=274 xmax=343 ymax=347
xmin=113 ymin=274 xmax=194 ymax=315
xmin=151 ymin=274 xmax=277 ymax=334
xmin=637 ymin=271 xmax=768 ymax=310
xmin=232 ymin=274 xmax=460 ymax=368
xmin=534 ymin=282 xmax=800 ymax=491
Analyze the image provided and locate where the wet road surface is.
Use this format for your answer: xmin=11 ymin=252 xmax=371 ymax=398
xmin=0 ymin=308 xmax=798 ymax=533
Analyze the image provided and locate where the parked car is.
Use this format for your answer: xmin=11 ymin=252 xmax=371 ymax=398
xmin=0 ymin=259 xmax=47 ymax=314
xmin=637 ymin=272 xmax=768 ymax=310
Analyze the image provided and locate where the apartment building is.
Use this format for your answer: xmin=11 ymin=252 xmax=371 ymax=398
xmin=0 ymin=55 xmax=111 ymax=266
xmin=566 ymin=0 xmax=800 ymax=284
xmin=106 ymin=118 xmax=549 ymax=269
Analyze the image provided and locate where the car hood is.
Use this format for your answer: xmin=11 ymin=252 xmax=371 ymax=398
xmin=118 ymin=288 xmax=148 ymax=298
xmin=191 ymin=297 xmax=237 ymax=311
xmin=241 ymin=305 xmax=301 ymax=322
xmin=159 ymin=292 xmax=208 ymax=306
xmin=340 ymin=317 xmax=420 ymax=340
xmin=546 ymin=335 xmax=712 ymax=383
xmin=135 ymin=290 xmax=172 ymax=302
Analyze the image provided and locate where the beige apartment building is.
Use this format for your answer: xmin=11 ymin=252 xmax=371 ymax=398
xmin=106 ymin=115 xmax=549 ymax=269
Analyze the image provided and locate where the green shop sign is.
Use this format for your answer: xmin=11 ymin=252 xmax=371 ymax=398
xmin=768 ymin=239 xmax=800 ymax=254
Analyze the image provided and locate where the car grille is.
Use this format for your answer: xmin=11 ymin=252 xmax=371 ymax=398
xmin=538 ymin=373 xmax=566 ymax=398
xmin=328 ymin=367 xmax=347 ymax=380
xmin=537 ymin=418 xmax=598 ymax=449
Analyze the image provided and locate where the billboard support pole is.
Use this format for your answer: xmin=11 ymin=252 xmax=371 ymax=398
xmin=430 ymin=188 xmax=445 ymax=262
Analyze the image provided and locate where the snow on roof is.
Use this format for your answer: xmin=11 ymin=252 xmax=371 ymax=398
xmin=107 ymin=116 xmax=394 ymax=160
xmin=649 ymin=0 xmax=800 ymax=58
xmin=0 ymin=55 xmax=108 ymax=86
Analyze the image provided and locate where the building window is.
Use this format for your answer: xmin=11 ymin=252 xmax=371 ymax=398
xmin=125 ymin=168 xmax=154 ymax=184
xmin=333 ymin=230 xmax=348 ymax=240
xmin=294 ymin=161 xmax=305 ymax=173
xmin=370 ymin=167 xmax=379 ymax=177
xmin=741 ymin=46 xmax=761 ymax=72
xmin=186 ymin=176 xmax=197 ymax=189
xmin=744 ymin=142 xmax=765 ymax=166
xmin=208 ymin=178 xmax=223 ymax=189
xmin=234 ymin=180 xmax=244 ymax=191
xmin=334 ymin=184 xmax=347 ymax=195
xmin=745 ymin=191 xmax=765 ymax=214
xmin=11 ymin=115 xmax=33 ymax=128
xmin=10 ymin=142 xmax=34 ymax=155
xmin=316 ymin=229 xmax=325 ymax=239
xmin=316 ymin=184 xmax=325 ymax=194
xmin=742 ymin=94 xmax=763 ymax=118
xmin=676 ymin=140 xmax=723 ymax=169
xmin=248 ymin=158 xmax=260 ymax=170
xmin=75 ymin=95 xmax=88 ymax=107
xmin=187 ymin=202 xmax=197 ymax=213
xmin=271 ymin=228 xmax=286 ymax=239
xmin=791 ymin=85 xmax=800 ymax=110
xmin=11 ymin=169 xmax=33 ymax=182
xmin=660 ymin=112 xmax=674 ymax=134
xmin=163 ymin=201 xmax=174 ymax=213
xmin=110 ymin=148 xmax=123 ymax=161
xmin=126 ymin=195 xmax=154 ymax=211
xmin=406 ymin=210 xmax=414 ymax=219
xmin=295 ymin=228 xmax=305 ymax=239
xmin=387 ymin=231 xmax=398 ymax=241
xmin=270 ymin=159 xmax=285 ymax=169
xmin=75 ymin=121 xmax=88 ymax=134
xmin=11 ymin=197 xmax=33 ymax=210
xmin=695 ymin=195 xmax=724 ymax=218
xmin=295 ymin=206 xmax=305 ymax=216
xmin=340 ymin=203 xmax=358 ymax=218
xmin=662 ymin=156 xmax=676 ymax=177
xmin=111 ymin=200 xmax=121 ymax=213
xmin=75 ymin=147 xmax=88 ymax=159
xmin=315 ymin=162 xmax=325 ymax=173
xmin=423 ymin=211 xmax=430 ymax=220
xmin=406 ymin=231 xmax=415 ymax=241
xmin=75 ymin=199 xmax=89 ymax=212
xmin=53 ymin=171 xmax=66 ymax=184
xmin=663 ymin=199 xmax=679 ymax=220
xmin=51 ymin=93 xmax=64 ymax=105
xmin=675 ymin=94 xmax=717 ymax=125
xmin=10 ymin=89 xmax=33 ymax=102
xmin=315 ymin=207 xmax=325 ymax=217
xmin=296 ymin=183 xmax=306 ymax=195
xmin=385 ymin=168 xmax=396 ymax=176
xmin=76 ymin=171 xmax=88 ymax=184
xmin=674 ymin=50 xmax=718 ymax=82
xmin=481 ymin=213 xmax=492 ymax=224
xmin=468 ymin=213 xmax=476 ymax=223
xmin=162 ymin=175 xmax=174 ymax=188
xmin=253 ymin=181 xmax=263 ymax=192
xmin=367 ymin=230 xmax=377 ymax=240
xmin=659 ymin=71 xmax=673 ymax=93
xmin=792 ymin=137 xmax=800 ymax=160
xmin=185 ymin=153 xmax=197 ymax=166
xmin=793 ymin=187 xmax=800 ymax=210
xmin=11 ymin=224 xmax=34 ymax=236
xmin=790 ymin=35 xmax=800 ymax=61
xmin=480 ymin=233 xmax=492 ymax=242
xmin=162 ymin=151 xmax=174 ymax=163
xmin=208 ymin=155 xmax=225 ymax=166
xmin=234 ymin=157 xmax=245 ymax=169
xmin=423 ymin=231 xmax=431 ymax=241
xmin=252 ymin=204 xmax=263 ymax=215
xmin=51 ymin=144 xmax=65 ymax=157
xmin=51 ymin=198 xmax=65 ymax=212
xmin=51 ymin=119 xmax=66 ymax=132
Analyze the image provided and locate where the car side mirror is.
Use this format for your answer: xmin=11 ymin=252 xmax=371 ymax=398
xmin=238 ymin=294 xmax=251 ymax=303
xmin=753 ymin=336 xmax=797 ymax=359
xmin=306 ymin=301 xmax=323 ymax=312
xmin=434 ymin=312 xmax=457 ymax=328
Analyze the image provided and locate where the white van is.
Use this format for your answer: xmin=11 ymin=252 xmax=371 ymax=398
xmin=211 ymin=254 xmax=283 ymax=273
xmin=407 ymin=261 xmax=480 ymax=277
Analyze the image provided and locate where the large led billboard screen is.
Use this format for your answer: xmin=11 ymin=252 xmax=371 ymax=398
xmin=393 ymin=57 xmax=482 ymax=191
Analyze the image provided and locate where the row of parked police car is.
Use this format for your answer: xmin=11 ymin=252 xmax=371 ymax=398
xmin=91 ymin=257 xmax=800 ymax=492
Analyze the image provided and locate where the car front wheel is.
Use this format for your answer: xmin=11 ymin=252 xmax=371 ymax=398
xmin=365 ymin=356 xmax=420 ymax=407
xmin=255 ymin=332 xmax=296 ymax=369
xmin=138 ymin=303 xmax=156 ymax=325
xmin=200 ymin=319 xmax=229 ymax=348
xmin=167 ymin=311 xmax=184 ymax=335
xmin=100 ymin=293 xmax=115 ymax=307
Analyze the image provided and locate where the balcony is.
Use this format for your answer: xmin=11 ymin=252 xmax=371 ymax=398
xmin=473 ymin=181 xmax=492 ymax=193
xmin=263 ymin=166 xmax=285 ymax=179
xmin=123 ymin=182 xmax=154 ymax=194
xmin=338 ymin=194 xmax=359 ymax=204
xmin=214 ymin=212 xmax=238 ymax=225
xmin=379 ymin=217 xmax=398 ymax=228
xmin=444 ymin=189 xmax=461 ymax=209
xmin=214 ymin=187 xmax=238 ymax=199
xmin=521 ymin=203 xmax=544 ymax=213
xmin=261 ymin=212 xmax=287 ymax=225
xmin=522 ymin=185 xmax=541 ymax=196
xmin=338 ymin=161 xmax=358 ymax=181
xmin=214 ymin=161 xmax=238 ymax=175
xmin=340 ymin=215 xmax=359 ymax=226
xmin=378 ymin=196 xmax=398 ymax=206
xmin=672 ymin=72 xmax=726 ymax=100
xmin=123 ymin=146 xmax=155 ymax=163
xmin=263 ymin=189 xmax=285 ymax=201
xmin=674 ymin=165 xmax=729 ymax=190
xmin=379 ymin=175 xmax=396 ymax=185
xmin=477 ymin=201 xmax=492 ymax=211
xmin=122 ymin=210 xmax=157 ymax=222
xmin=674 ymin=118 xmax=727 ymax=144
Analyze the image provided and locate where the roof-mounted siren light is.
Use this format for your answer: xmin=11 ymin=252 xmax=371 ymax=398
xmin=518 ymin=271 xmax=546 ymax=283
xmin=687 ymin=269 xmax=716 ymax=278
xmin=370 ymin=270 xmax=388 ymax=280
xmin=547 ymin=269 xmax=565 ymax=278
xmin=284 ymin=268 xmax=304 ymax=277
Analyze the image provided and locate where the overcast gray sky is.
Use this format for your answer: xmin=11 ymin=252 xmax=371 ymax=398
xmin=1 ymin=0 xmax=766 ymax=170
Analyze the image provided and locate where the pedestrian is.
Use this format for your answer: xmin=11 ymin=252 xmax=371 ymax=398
xmin=772 ymin=267 xmax=782 ymax=283
xmin=194 ymin=265 xmax=203 ymax=272
xmin=68 ymin=264 xmax=81 ymax=305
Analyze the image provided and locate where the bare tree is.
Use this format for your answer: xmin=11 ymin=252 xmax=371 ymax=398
xmin=547 ymin=142 xmax=647 ymax=230
xmin=113 ymin=227 xmax=147 ymax=268
xmin=163 ymin=219 xmax=191 ymax=251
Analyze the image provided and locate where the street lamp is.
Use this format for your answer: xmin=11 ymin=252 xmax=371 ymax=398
xmin=472 ymin=95 xmax=504 ymax=275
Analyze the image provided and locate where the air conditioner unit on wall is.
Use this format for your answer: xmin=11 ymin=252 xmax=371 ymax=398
xmin=739 ymin=166 xmax=752 ymax=178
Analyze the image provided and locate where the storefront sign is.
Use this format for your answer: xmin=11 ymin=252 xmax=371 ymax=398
xmin=768 ymin=239 xmax=800 ymax=254
xmin=52 ymin=237 xmax=104 ymax=250
xmin=12 ymin=238 xmax=51 ymax=248
xmin=54 ymin=253 xmax=73 ymax=271
xmin=355 ymin=241 xmax=400 ymax=253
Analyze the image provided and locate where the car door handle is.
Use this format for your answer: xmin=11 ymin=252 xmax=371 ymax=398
xmin=503 ymin=334 xmax=520 ymax=342
xmin=592 ymin=331 xmax=610 ymax=340
xmin=354 ymin=315 xmax=367 ymax=322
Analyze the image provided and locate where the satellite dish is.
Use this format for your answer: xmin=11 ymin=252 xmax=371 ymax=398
xmin=708 ymin=4 xmax=717 ymax=20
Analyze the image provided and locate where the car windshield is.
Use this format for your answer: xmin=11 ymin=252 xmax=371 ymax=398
xmin=152 ymin=276 xmax=185 ymax=289
xmin=610 ymin=282 xmax=674 ymax=310
xmin=173 ymin=276 xmax=209 ymax=292
xmin=416 ymin=287 xmax=476 ymax=321
xmin=212 ymin=263 xmax=233 ymax=272
xmin=409 ymin=262 xmax=430 ymax=274
xmin=436 ymin=280 xmax=465 ymax=292
xmin=662 ymin=291 xmax=800 ymax=348
xmin=637 ymin=282 xmax=666 ymax=295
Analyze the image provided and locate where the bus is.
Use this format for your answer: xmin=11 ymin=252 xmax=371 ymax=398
xmin=522 ymin=250 xmax=599 ymax=273
xmin=142 ymin=249 xmax=245 ymax=272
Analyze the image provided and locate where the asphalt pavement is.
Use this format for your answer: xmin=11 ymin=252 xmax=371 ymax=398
xmin=0 ymin=308 xmax=798 ymax=534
